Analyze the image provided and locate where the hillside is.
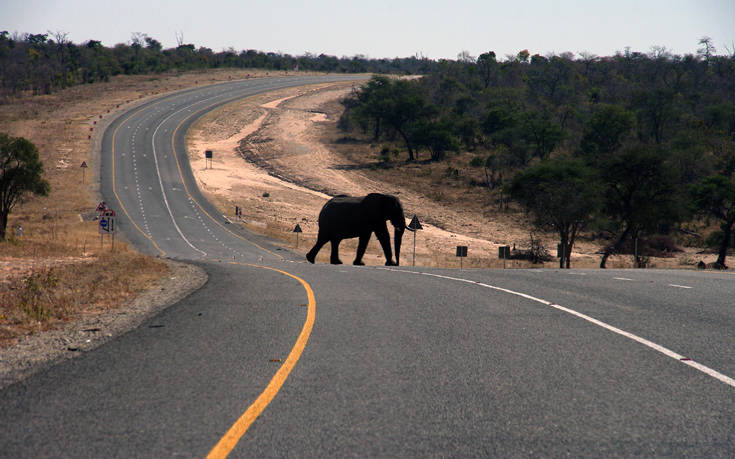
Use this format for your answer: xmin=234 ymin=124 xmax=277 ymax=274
xmin=186 ymin=82 xmax=719 ymax=270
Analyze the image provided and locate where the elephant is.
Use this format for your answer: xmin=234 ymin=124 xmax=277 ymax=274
xmin=306 ymin=193 xmax=412 ymax=266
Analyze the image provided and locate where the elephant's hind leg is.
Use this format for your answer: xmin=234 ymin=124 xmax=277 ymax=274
xmin=329 ymin=238 xmax=343 ymax=264
xmin=306 ymin=232 xmax=329 ymax=263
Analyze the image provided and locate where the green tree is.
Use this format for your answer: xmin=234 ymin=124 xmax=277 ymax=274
xmin=348 ymin=76 xmax=394 ymax=140
xmin=579 ymin=104 xmax=635 ymax=159
xmin=482 ymin=106 xmax=516 ymax=142
xmin=521 ymin=111 xmax=564 ymax=160
xmin=482 ymin=106 xmax=536 ymax=166
xmin=413 ymin=119 xmax=458 ymax=161
xmin=597 ymin=146 xmax=684 ymax=268
xmin=691 ymin=175 xmax=735 ymax=268
xmin=632 ymin=88 xmax=677 ymax=144
xmin=0 ymin=134 xmax=50 ymax=239
xmin=382 ymin=79 xmax=433 ymax=160
xmin=341 ymin=76 xmax=433 ymax=161
xmin=476 ymin=51 xmax=497 ymax=88
xmin=507 ymin=158 xmax=600 ymax=268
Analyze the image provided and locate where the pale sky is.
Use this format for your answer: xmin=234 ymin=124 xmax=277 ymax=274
xmin=3 ymin=0 xmax=734 ymax=60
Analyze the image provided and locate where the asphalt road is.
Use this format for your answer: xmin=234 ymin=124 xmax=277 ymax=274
xmin=1 ymin=76 xmax=734 ymax=457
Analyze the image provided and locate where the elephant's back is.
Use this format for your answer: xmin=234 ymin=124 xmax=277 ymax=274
xmin=321 ymin=195 xmax=360 ymax=211
xmin=318 ymin=195 xmax=364 ymax=228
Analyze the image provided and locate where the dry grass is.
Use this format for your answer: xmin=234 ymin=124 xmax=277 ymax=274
xmin=0 ymin=243 xmax=167 ymax=347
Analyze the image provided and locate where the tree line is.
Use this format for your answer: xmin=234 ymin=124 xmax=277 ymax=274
xmin=0 ymin=31 xmax=437 ymax=99
xmin=339 ymin=40 xmax=735 ymax=268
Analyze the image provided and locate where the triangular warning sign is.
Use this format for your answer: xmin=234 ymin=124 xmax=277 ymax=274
xmin=408 ymin=215 xmax=422 ymax=230
xmin=293 ymin=224 xmax=303 ymax=233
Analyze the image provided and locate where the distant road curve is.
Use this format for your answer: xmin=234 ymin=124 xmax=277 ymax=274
xmin=100 ymin=74 xmax=369 ymax=260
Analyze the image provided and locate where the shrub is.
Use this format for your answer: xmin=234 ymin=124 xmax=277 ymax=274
xmin=469 ymin=156 xmax=484 ymax=167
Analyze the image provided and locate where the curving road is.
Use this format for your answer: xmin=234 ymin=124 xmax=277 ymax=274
xmin=1 ymin=76 xmax=734 ymax=457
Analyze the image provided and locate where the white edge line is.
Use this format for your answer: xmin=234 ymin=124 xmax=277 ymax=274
xmin=151 ymin=104 xmax=215 ymax=257
xmin=380 ymin=268 xmax=735 ymax=389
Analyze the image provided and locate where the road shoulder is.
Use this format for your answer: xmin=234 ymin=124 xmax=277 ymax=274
xmin=0 ymin=259 xmax=207 ymax=390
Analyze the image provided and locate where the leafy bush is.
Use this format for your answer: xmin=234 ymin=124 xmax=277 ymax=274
xmin=469 ymin=156 xmax=484 ymax=167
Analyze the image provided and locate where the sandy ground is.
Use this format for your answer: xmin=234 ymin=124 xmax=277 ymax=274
xmin=187 ymin=82 xmax=526 ymax=267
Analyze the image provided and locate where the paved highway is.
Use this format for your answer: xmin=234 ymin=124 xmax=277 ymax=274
xmin=1 ymin=76 xmax=734 ymax=457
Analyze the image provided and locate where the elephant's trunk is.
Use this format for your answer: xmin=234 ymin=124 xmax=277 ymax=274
xmin=394 ymin=226 xmax=404 ymax=266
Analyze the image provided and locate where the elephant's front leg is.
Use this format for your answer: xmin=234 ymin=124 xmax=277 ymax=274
xmin=353 ymin=232 xmax=371 ymax=265
xmin=374 ymin=223 xmax=395 ymax=265
xmin=329 ymin=238 xmax=343 ymax=264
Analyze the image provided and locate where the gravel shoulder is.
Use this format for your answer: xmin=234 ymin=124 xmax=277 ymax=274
xmin=0 ymin=259 xmax=207 ymax=389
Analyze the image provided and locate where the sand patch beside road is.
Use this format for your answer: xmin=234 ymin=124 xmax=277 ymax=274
xmin=186 ymin=82 xmax=569 ymax=267
xmin=186 ymin=81 xmax=713 ymax=270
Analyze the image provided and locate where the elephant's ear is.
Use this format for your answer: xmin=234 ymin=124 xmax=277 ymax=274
xmin=387 ymin=196 xmax=408 ymax=229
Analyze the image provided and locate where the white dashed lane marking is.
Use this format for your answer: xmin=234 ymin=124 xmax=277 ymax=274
xmin=669 ymin=284 xmax=693 ymax=289
xmin=381 ymin=268 xmax=735 ymax=389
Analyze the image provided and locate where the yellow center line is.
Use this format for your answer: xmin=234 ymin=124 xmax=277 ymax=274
xmin=206 ymin=263 xmax=317 ymax=459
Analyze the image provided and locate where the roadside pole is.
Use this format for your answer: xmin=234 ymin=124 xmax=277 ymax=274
xmin=293 ymin=224 xmax=303 ymax=248
xmin=408 ymin=215 xmax=422 ymax=267
xmin=456 ymin=246 xmax=468 ymax=270
xmin=98 ymin=208 xmax=116 ymax=251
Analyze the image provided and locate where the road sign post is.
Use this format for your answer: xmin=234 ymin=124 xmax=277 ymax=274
xmin=293 ymin=224 xmax=303 ymax=247
xmin=456 ymin=245 xmax=468 ymax=270
xmin=499 ymin=245 xmax=510 ymax=269
xmin=408 ymin=215 xmax=423 ymax=267
xmin=81 ymin=161 xmax=88 ymax=184
xmin=99 ymin=216 xmax=106 ymax=248
xmin=205 ymin=150 xmax=213 ymax=169
xmin=99 ymin=209 xmax=116 ymax=250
